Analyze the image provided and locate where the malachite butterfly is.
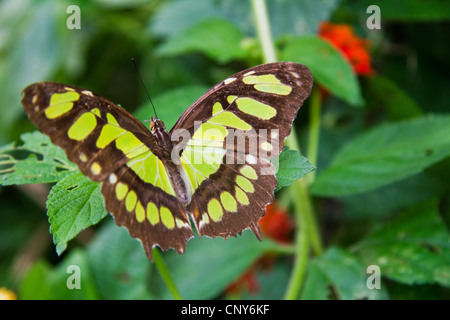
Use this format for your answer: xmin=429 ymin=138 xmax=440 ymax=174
xmin=21 ymin=62 xmax=313 ymax=260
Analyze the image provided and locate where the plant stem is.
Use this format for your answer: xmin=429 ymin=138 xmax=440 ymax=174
xmin=251 ymin=0 xmax=277 ymax=63
xmin=286 ymin=131 xmax=323 ymax=257
xmin=283 ymin=132 xmax=323 ymax=299
xmin=283 ymin=178 xmax=310 ymax=299
xmin=251 ymin=0 xmax=324 ymax=299
xmin=152 ymin=247 xmax=183 ymax=300
xmin=306 ymin=86 xmax=322 ymax=185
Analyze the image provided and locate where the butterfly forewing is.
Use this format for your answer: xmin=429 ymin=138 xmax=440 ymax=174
xmin=21 ymin=82 xmax=193 ymax=260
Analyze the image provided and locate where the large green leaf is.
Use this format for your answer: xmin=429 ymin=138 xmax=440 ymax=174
xmin=19 ymin=249 xmax=100 ymax=300
xmin=151 ymin=0 xmax=339 ymax=39
xmin=311 ymin=115 xmax=450 ymax=196
xmin=156 ymin=18 xmax=247 ymax=63
xmin=150 ymin=0 xmax=222 ymax=37
xmin=340 ymin=170 xmax=446 ymax=220
xmin=301 ymin=246 xmax=389 ymax=300
xmin=154 ymin=231 xmax=280 ymax=299
xmin=0 ymin=0 xmax=61 ymax=141
xmin=355 ymin=200 xmax=450 ymax=287
xmin=86 ymin=220 xmax=152 ymax=300
xmin=47 ymin=172 xmax=107 ymax=256
xmin=0 ymin=131 xmax=76 ymax=186
xmin=281 ymin=35 xmax=363 ymax=106
xmin=361 ymin=74 xmax=423 ymax=120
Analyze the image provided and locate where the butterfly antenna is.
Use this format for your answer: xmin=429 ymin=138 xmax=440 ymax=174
xmin=131 ymin=58 xmax=158 ymax=119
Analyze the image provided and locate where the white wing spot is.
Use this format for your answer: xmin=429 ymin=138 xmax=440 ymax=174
xmin=223 ymin=77 xmax=237 ymax=85
xmin=82 ymin=90 xmax=94 ymax=97
xmin=109 ymin=173 xmax=118 ymax=184
xmin=261 ymin=141 xmax=272 ymax=152
xmin=79 ymin=152 xmax=88 ymax=162
xmin=245 ymin=154 xmax=257 ymax=164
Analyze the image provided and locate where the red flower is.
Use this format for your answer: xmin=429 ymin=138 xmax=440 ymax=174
xmin=259 ymin=202 xmax=294 ymax=243
xmin=224 ymin=203 xmax=293 ymax=297
xmin=319 ymin=22 xmax=374 ymax=76
xmin=225 ymin=269 xmax=259 ymax=296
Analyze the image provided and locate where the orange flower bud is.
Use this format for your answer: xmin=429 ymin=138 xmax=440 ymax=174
xmin=319 ymin=22 xmax=374 ymax=76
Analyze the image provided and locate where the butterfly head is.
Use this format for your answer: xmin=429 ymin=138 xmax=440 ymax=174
xmin=149 ymin=117 xmax=165 ymax=134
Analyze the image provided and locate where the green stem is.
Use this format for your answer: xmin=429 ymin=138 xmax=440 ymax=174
xmin=306 ymin=86 xmax=322 ymax=185
xmin=251 ymin=0 xmax=277 ymax=63
xmin=283 ymin=132 xmax=323 ymax=299
xmin=271 ymin=242 xmax=296 ymax=255
xmin=152 ymin=247 xmax=183 ymax=300
xmin=251 ymin=0 xmax=323 ymax=299
xmin=283 ymin=179 xmax=310 ymax=299
xmin=287 ymin=131 xmax=323 ymax=257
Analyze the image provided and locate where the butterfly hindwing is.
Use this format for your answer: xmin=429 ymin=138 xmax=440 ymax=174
xmin=101 ymin=164 xmax=192 ymax=256
xmin=186 ymin=152 xmax=277 ymax=239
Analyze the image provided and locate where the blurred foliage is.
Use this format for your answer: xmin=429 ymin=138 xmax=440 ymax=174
xmin=1 ymin=0 xmax=450 ymax=300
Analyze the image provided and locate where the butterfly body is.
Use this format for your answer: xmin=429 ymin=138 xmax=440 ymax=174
xmin=149 ymin=118 xmax=172 ymax=154
xmin=148 ymin=117 xmax=192 ymax=204
xmin=21 ymin=62 xmax=313 ymax=260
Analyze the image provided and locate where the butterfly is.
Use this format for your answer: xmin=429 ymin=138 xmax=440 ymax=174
xmin=21 ymin=62 xmax=313 ymax=260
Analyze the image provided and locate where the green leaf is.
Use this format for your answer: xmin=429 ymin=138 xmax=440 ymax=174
xmin=360 ymin=0 xmax=450 ymax=22
xmin=154 ymin=231 xmax=279 ymax=299
xmin=156 ymin=18 xmax=247 ymax=63
xmin=311 ymin=115 xmax=450 ymax=196
xmin=151 ymin=0 xmax=222 ymax=37
xmin=355 ymin=200 xmax=450 ymax=287
xmin=0 ymin=131 xmax=76 ymax=186
xmin=340 ymin=171 xmax=445 ymax=220
xmin=86 ymin=220 xmax=152 ymax=300
xmin=94 ymin=0 xmax=148 ymax=8
xmin=281 ymin=35 xmax=363 ymax=106
xmin=265 ymin=0 xmax=340 ymax=37
xmin=275 ymin=148 xmax=315 ymax=191
xmin=362 ymin=75 xmax=423 ymax=120
xmin=241 ymin=261 xmax=291 ymax=299
xmin=19 ymin=249 xmax=100 ymax=300
xmin=19 ymin=260 xmax=54 ymax=299
xmin=47 ymin=172 xmax=107 ymax=256
xmin=0 ymin=0 xmax=61 ymax=139
xmin=301 ymin=246 xmax=389 ymax=300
